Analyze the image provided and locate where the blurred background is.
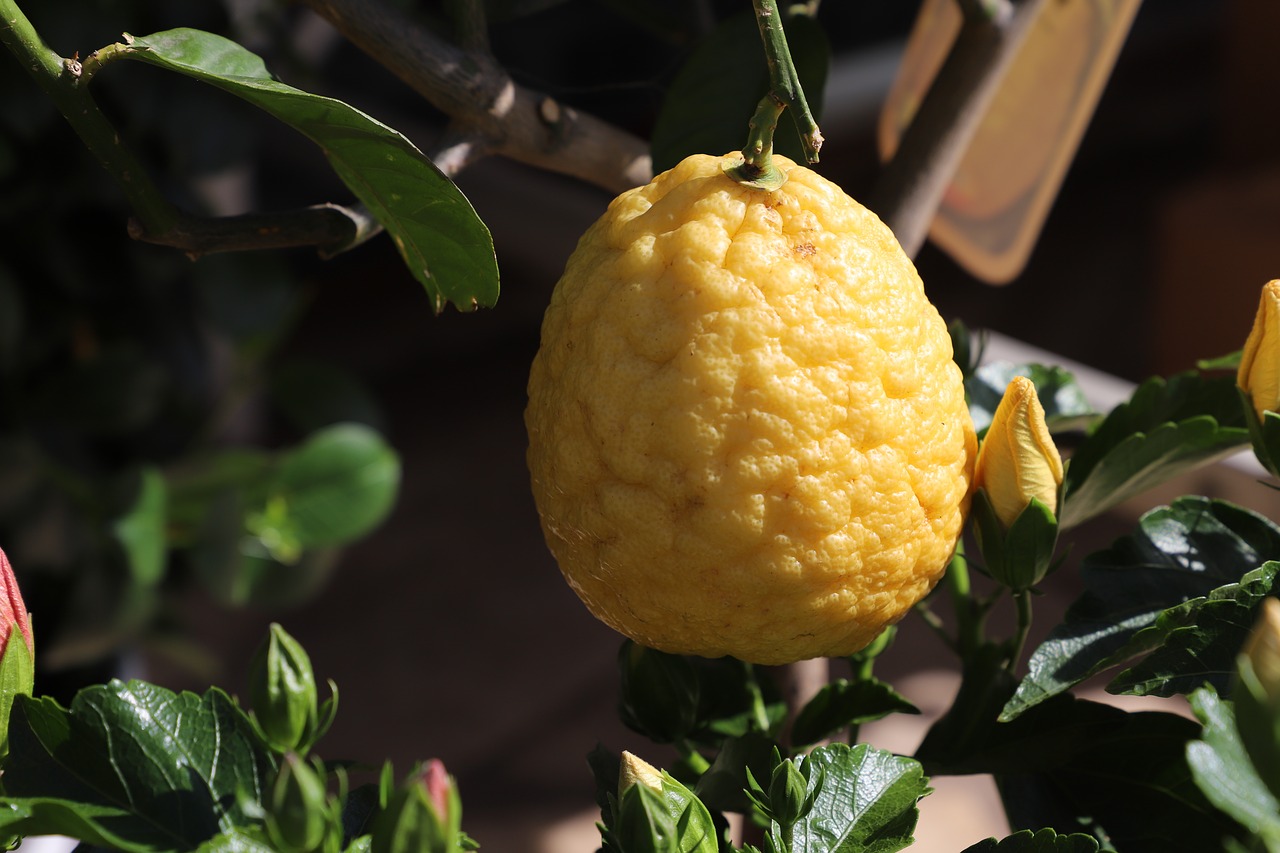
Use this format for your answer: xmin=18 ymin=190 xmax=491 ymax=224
xmin=2 ymin=1 xmax=1279 ymax=850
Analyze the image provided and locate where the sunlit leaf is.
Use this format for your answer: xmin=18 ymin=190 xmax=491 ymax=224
xmin=791 ymin=743 xmax=928 ymax=853
xmin=1059 ymin=372 xmax=1249 ymax=529
xmin=1186 ymin=686 xmax=1280 ymax=845
xmin=126 ymin=29 xmax=498 ymax=312
xmin=1003 ymin=498 xmax=1280 ymax=720
xmin=0 ymin=682 xmax=276 ymax=849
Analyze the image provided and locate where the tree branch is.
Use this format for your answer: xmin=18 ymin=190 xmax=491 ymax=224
xmin=127 ymin=203 xmax=379 ymax=259
xmin=299 ymin=0 xmax=653 ymax=194
xmin=867 ymin=0 xmax=1045 ymax=258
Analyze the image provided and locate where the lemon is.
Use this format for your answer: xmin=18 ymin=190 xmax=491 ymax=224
xmin=525 ymin=153 xmax=976 ymax=665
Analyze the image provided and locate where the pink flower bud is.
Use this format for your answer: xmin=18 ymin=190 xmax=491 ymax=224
xmin=421 ymin=759 xmax=451 ymax=822
xmin=0 ymin=548 xmax=33 ymax=658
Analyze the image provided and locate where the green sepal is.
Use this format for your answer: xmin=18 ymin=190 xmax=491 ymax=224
xmin=971 ymin=491 xmax=1060 ymax=591
xmin=1239 ymin=388 xmax=1280 ymax=481
xmin=0 ymin=621 xmax=34 ymax=757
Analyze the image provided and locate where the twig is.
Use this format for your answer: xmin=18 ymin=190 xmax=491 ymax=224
xmin=300 ymin=0 xmax=652 ymax=193
xmin=867 ymin=0 xmax=1046 ymax=258
xmin=1 ymin=0 xmax=180 ymax=238
xmin=127 ymin=203 xmax=378 ymax=259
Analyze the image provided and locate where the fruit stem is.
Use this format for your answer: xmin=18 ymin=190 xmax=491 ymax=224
xmin=724 ymin=0 xmax=824 ymax=190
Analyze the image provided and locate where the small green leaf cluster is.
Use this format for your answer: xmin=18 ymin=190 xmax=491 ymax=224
xmin=0 ymin=625 xmax=475 ymax=853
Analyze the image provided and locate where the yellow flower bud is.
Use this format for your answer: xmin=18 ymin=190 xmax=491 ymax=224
xmin=974 ymin=376 xmax=1064 ymax=529
xmin=618 ymin=750 xmax=664 ymax=796
xmin=1238 ymin=280 xmax=1280 ymax=420
xmin=1243 ymin=597 xmax=1280 ymax=708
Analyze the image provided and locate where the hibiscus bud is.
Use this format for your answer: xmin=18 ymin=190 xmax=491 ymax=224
xmin=974 ymin=376 xmax=1064 ymax=529
xmin=265 ymin=753 xmax=333 ymax=852
xmin=249 ymin=624 xmax=318 ymax=754
xmin=1243 ymin=598 xmax=1280 ymax=705
xmin=618 ymin=751 xmax=665 ymax=797
xmin=1238 ymin=280 xmax=1280 ymax=420
xmin=370 ymin=760 xmax=466 ymax=853
xmin=766 ymin=757 xmax=813 ymax=827
xmin=1235 ymin=598 xmax=1280 ymax=799
xmin=0 ymin=547 xmax=34 ymax=755
xmin=613 ymin=752 xmax=718 ymax=853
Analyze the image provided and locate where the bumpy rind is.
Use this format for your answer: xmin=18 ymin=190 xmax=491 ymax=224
xmin=526 ymin=153 xmax=976 ymax=665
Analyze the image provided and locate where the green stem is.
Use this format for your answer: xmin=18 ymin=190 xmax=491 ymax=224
xmin=1008 ymin=589 xmax=1034 ymax=670
xmin=743 ymin=662 xmax=773 ymax=733
xmin=948 ymin=544 xmax=983 ymax=658
xmin=676 ymin=739 xmax=711 ymax=775
xmin=725 ymin=0 xmax=823 ymax=189
xmin=0 ymin=1 xmax=179 ymax=235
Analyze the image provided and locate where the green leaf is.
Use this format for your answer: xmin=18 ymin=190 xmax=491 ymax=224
xmin=790 ymin=743 xmax=928 ymax=853
xmin=955 ymin=697 xmax=1232 ymax=853
xmin=125 ymin=29 xmax=498 ymax=312
xmin=790 ymin=678 xmax=919 ymax=748
xmin=1059 ymin=372 xmax=1249 ymax=529
xmin=270 ymin=423 xmax=401 ymax=548
xmin=0 ymin=682 xmax=277 ymax=850
xmin=967 ymin=362 xmax=1097 ymax=436
xmin=1186 ymin=686 xmax=1280 ymax=846
xmin=960 ymin=828 xmax=1100 ymax=853
xmin=1004 ymin=497 xmax=1280 ymax=720
xmin=1107 ymin=563 xmax=1279 ymax=697
xmin=693 ymin=732 xmax=778 ymax=816
xmin=113 ymin=467 xmax=168 ymax=587
xmin=649 ymin=11 xmax=829 ymax=173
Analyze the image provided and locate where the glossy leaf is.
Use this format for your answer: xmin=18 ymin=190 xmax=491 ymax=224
xmin=967 ymin=361 xmax=1096 ymax=436
xmin=1059 ymin=372 xmax=1249 ymax=528
xmin=126 ymin=29 xmax=498 ymax=312
xmin=0 ymin=682 xmax=277 ymax=850
xmin=1186 ymin=687 xmax=1280 ymax=846
xmin=112 ymin=466 xmax=168 ymax=587
xmin=790 ymin=743 xmax=928 ymax=853
xmin=1108 ymin=562 xmax=1279 ymax=697
xmin=1004 ymin=498 xmax=1280 ymax=720
xmin=791 ymin=678 xmax=920 ymax=748
xmin=650 ymin=11 xmax=829 ymax=173
xmin=961 ymin=828 xmax=1100 ymax=853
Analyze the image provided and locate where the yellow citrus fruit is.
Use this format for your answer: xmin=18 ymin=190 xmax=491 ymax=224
xmin=525 ymin=152 xmax=976 ymax=665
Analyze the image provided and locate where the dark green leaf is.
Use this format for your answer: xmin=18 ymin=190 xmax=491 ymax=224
xmin=0 ymin=682 xmax=277 ymax=850
xmin=1059 ymin=372 xmax=1249 ymax=528
xmin=791 ymin=743 xmax=928 ymax=853
xmin=791 ymin=678 xmax=919 ymax=748
xmin=112 ymin=467 xmax=168 ymax=587
xmin=271 ymin=423 xmax=400 ymax=548
xmin=1004 ymin=497 xmax=1280 ymax=720
xmin=693 ymin=732 xmax=778 ymax=815
xmin=126 ymin=29 xmax=498 ymax=312
xmin=650 ymin=12 xmax=829 ymax=173
xmin=948 ymin=697 xmax=1231 ymax=853
xmin=960 ymin=828 xmax=1100 ymax=853
xmin=1186 ymin=686 xmax=1280 ymax=843
xmin=1108 ymin=563 xmax=1279 ymax=697
xmin=967 ymin=362 xmax=1097 ymax=436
